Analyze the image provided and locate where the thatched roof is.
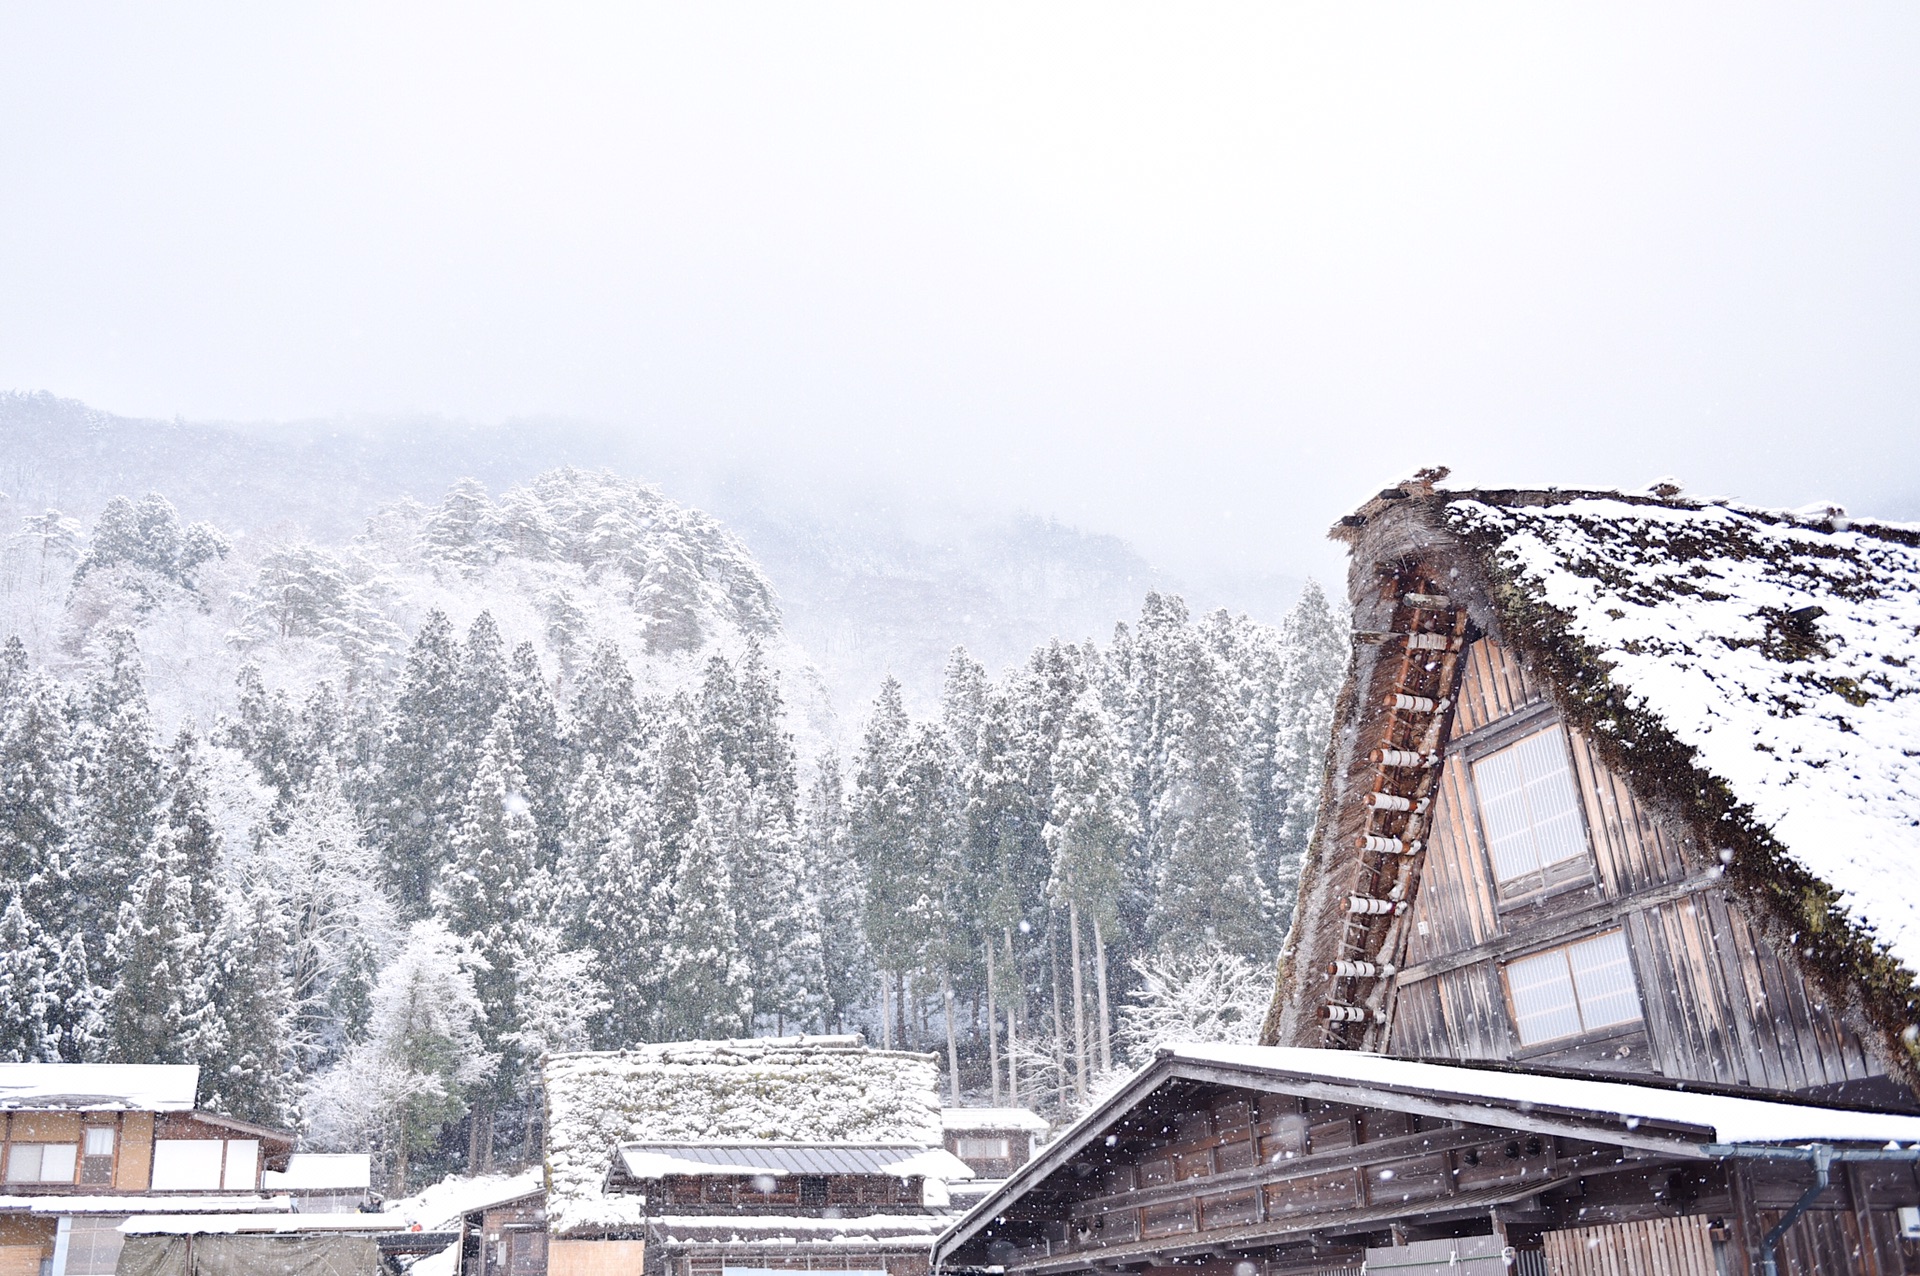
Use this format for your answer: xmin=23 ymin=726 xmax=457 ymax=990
xmin=1265 ymin=477 xmax=1920 ymax=1087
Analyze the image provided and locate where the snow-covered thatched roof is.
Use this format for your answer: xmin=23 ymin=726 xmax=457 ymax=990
xmin=544 ymin=1036 xmax=942 ymax=1236
xmin=1440 ymin=493 xmax=1920 ymax=970
xmin=0 ymin=1063 xmax=199 ymax=1111
xmin=1279 ymin=478 xmax=1920 ymax=1081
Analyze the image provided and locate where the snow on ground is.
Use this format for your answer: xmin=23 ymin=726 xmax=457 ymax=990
xmin=1447 ymin=497 xmax=1920 ymax=972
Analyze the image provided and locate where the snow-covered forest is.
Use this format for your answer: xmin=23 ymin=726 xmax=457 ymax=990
xmin=0 ymin=464 xmax=1345 ymax=1190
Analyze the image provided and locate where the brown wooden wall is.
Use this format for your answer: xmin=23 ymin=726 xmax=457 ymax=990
xmin=1388 ymin=636 xmax=1883 ymax=1094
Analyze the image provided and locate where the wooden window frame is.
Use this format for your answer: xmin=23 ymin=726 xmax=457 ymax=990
xmin=1457 ymin=711 xmax=1597 ymax=908
xmin=1499 ymin=928 xmax=1645 ymax=1050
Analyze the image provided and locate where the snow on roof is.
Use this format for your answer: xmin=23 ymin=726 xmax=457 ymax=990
xmin=642 ymin=1214 xmax=951 ymax=1245
xmin=1439 ymin=494 xmax=1920 ymax=974
xmin=1173 ymin=1044 xmax=1920 ymax=1146
xmin=618 ymin=1143 xmax=973 ymax=1180
xmin=0 ymin=1064 xmax=199 ymax=1111
xmin=121 ymin=1213 xmax=425 ymax=1235
xmin=940 ymin=1108 xmax=1049 ymax=1134
xmin=0 ymin=1195 xmax=292 ymax=1215
xmin=261 ymin=1153 xmax=372 ymax=1192
xmin=545 ymin=1036 xmax=941 ymax=1236
xmin=377 ymin=1167 xmax=542 ymax=1232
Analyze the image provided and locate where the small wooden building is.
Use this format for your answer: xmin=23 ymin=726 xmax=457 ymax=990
xmin=542 ymin=1036 xmax=972 ymax=1276
xmin=606 ymin=1142 xmax=971 ymax=1276
xmin=934 ymin=479 xmax=1920 ymax=1274
xmin=940 ymin=1111 xmax=1049 ymax=1182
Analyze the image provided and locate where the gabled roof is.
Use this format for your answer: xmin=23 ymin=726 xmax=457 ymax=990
xmin=544 ymin=1035 xmax=942 ymax=1235
xmin=617 ymin=1142 xmax=974 ymax=1180
xmin=0 ymin=1064 xmax=199 ymax=1111
xmin=1274 ymin=478 xmax=1920 ymax=1084
xmin=940 ymin=1108 xmax=1049 ymax=1134
xmin=933 ymin=1043 xmax=1920 ymax=1269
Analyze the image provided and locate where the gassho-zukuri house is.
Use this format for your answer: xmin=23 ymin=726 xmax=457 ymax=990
xmin=934 ymin=478 xmax=1920 ymax=1276
xmin=541 ymin=1036 xmax=982 ymax=1276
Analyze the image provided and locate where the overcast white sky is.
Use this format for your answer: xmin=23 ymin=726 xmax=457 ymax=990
xmin=3 ymin=4 xmax=1916 ymax=585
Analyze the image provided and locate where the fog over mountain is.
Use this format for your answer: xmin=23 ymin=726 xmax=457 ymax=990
xmin=1 ymin=392 xmax=1306 ymax=718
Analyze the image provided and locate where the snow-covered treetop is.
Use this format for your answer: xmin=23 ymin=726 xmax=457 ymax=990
xmin=544 ymin=1035 xmax=942 ymax=1234
xmin=0 ymin=1063 xmax=199 ymax=1111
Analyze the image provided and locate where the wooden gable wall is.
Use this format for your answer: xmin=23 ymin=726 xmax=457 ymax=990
xmin=1386 ymin=636 xmax=1884 ymax=1098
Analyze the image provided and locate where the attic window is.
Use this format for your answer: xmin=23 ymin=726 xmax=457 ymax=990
xmin=1504 ymin=929 xmax=1643 ymax=1046
xmin=1471 ymin=725 xmax=1591 ymax=897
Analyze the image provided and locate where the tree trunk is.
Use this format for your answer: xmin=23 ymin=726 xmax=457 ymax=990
xmin=1068 ymin=898 xmax=1088 ymax=1101
xmin=985 ymin=941 xmax=1001 ymax=1104
xmin=1003 ymin=928 xmax=1020 ymax=1105
xmin=942 ymin=968 xmax=962 ymax=1106
xmin=1047 ymin=921 xmax=1068 ymax=1110
xmin=1093 ymin=913 xmax=1113 ymax=1075
xmin=895 ymin=969 xmax=909 ymax=1052
xmin=879 ymin=970 xmax=892 ymax=1049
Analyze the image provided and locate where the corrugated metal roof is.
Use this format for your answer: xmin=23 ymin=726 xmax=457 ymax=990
xmin=618 ymin=1143 xmax=937 ymax=1178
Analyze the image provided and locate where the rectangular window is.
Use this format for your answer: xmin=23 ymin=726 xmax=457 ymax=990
xmin=4 ymin=1143 xmax=77 ymax=1183
xmin=152 ymin=1139 xmax=225 ymax=1190
xmin=955 ymin=1136 xmax=1010 ymax=1160
xmin=222 ymin=1140 xmax=259 ymax=1190
xmin=1505 ymin=930 xmax=1643 ymax=1046
xmin=80 ymin=1126 xmax=116 ymax=1185
xmin=1472 ymin=725 xmax=1591 ymax=896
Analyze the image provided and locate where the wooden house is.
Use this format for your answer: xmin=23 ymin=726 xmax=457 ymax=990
xmin=940 ymin=1110 xmax=1049 ymax=1182
xmin=933 ymin=1045 xmax=1920 ymax=1276
xmin=604 ymin=1141 xmax=972 ymax=1276
xmin=1267 ymin=478 xmax=1920 ymax=1104
xmin=541 ymin=1036 xmax=976 ymax=1276
xmin=0 ymin=1063 xmax=296 ymax=1276
xmin=933 ymin=479 xmax=1920 ymax=1274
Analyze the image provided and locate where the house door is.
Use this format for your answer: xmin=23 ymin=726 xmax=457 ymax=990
xmin=1539 ymin=1217 xmax=1719 ymax=1275
xmin=1363 ymin=1235 xmax=1515 ymax=1276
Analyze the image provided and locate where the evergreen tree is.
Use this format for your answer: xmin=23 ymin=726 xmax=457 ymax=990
xmin=570 ymin=773 xmax=668 ymax=1047
xmin=1148 ymin=633 xmax=1273 ymax=956
xmin=43 ymin=933 xmax=107 ymax=1063
xmin=801 ymin=756 xmax=869 ymax=1034
xmin=657 ymin=783 xmax=752 ymax=1040
xmin=0 ymin=671 xmax=77 ymax=932
xmin=1044 ymin=690 xmax=1139 ymax=1079
xmin=202 ymin=881 xmax=300 ymax=1128
xmin=433 ymin=712 xmax=539 ymax=1042
xmin=372 ymin=611 xmax=463 ymax=915
xmin=0 ymin=896 xmax=53 ymax=1062
xmin=422 ymin=478 xmax=502 ymax=576
xmin=264 ymin=757 xmax=393 ymax=1068
xmin=504 ymin=642 xmax=567 ymax=872
xmin=105 ymin=828 xmax=221 ymax=1066
xmin=73 ymin=629 xmax=163 ymax=952
xmin=569 ymin=642 xmax=646 ymax=785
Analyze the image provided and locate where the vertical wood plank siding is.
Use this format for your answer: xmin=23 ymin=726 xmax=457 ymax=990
xmin=1390 ymin=636 xmax=1883 ymax=1093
